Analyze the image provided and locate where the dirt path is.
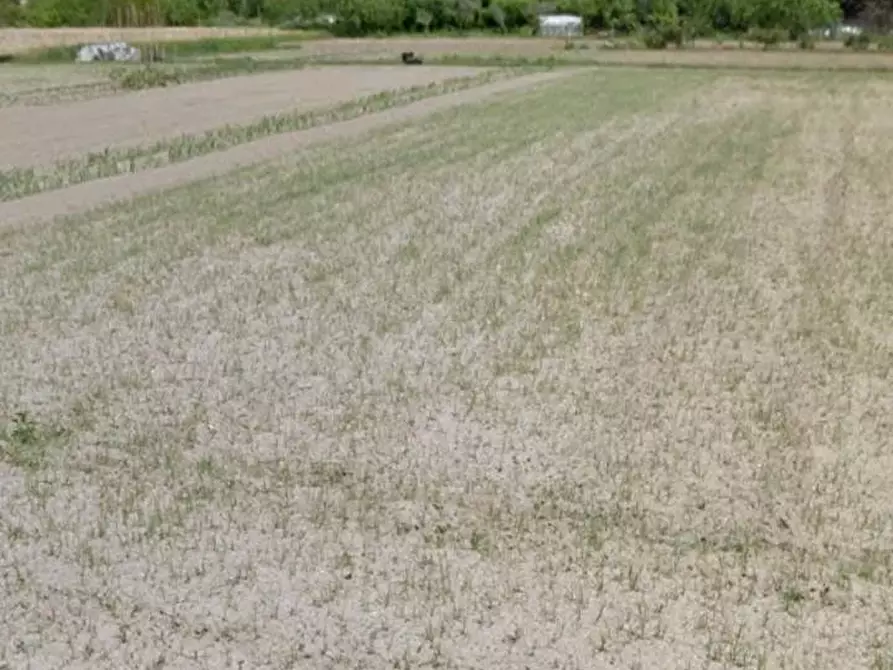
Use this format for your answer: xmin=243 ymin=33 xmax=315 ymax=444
xmin=0 ymin=69 xmax=578 ymax=230
xmin=0 ymin=66 xmax=483 ymax=170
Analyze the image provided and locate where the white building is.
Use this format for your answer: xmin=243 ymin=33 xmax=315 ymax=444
xmin=538 ymin=14 xmax=583 ymax=37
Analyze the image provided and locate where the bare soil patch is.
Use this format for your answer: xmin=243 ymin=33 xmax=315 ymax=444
xmin=0 ymin=65 xmax=484 ymax=169
xmin=0 ymin=26 xmax=279 ymax=55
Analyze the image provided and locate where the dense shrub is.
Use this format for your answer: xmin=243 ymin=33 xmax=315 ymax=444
xmin=0 ymin=0 xmax=24 ymax=26
xmin=642 ymin=22 xmax=686 ymax=48
xmin=642 ymin=28 xmax=668 ymax=47
xmin=876 ymin=34 xmax=893 ymax=51
xmin=660 ymin=22 xmax=685 ymax=46
xmin=113 ymin=66 xmax=181 ymax=89
xmin=746 ymin=26 xmax=788 ymax=48
xmin=844 ymin=31 xmax=871 ymax=49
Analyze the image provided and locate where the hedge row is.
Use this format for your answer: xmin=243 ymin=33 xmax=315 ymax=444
xmin=0 ymin=0 xmax=849 ymax=38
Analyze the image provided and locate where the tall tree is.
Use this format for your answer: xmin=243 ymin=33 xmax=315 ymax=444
xmin=862 ymin=0 xmax=893 ymax=28
xmin=0 ymin=0 xmax=24 ymax=26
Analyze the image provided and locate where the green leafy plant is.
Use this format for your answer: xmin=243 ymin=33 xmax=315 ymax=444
xmin=642 ymin=29 xmax=668 ymax=49
xmin=1 ymin=411 xmax=66 ymax=471
xmin=660 ymin=22 xmax=686 ymax=47
xmin=876 ymin=35 xmax=893 ymax=52
xmin=114 ymin=66 xmax=182 ymax=90
xmin=798 ymin=33 xmax=816 ymax=49
xmin=642 ymin=25 xmax=684 ymax=50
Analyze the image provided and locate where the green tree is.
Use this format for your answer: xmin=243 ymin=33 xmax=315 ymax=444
xmin=455 ymin=0 xmax=482 ymax=29
xmin=863 ymin=0 xmax=893 ymax=30
xmin=23 ymin=0 xmax=96 ymax=26
xmin=332 ymin=0 xmax=407 ymax=34
xmin=0 ymin=0 xmax=24 ymax=26
xmin=160 ymin=0 xmax=204 ymax=25
xmin=564 ymin=0 xmax=604 ymax=29
xmin=415 ymin=5 xmax=433 ymax=28
xmin=742 ymin=0 xmax=839 ymax=33
xmin=260 ymin=0 xmax=322 ymax=25
xmin=488 ymin=2 xmax=507 ymax=30
xmin=602 ymin=0 xmax=637 ymax=31
xmin=9 ymin=0 xmax=853 ymax=36
xmin=677 ymin=0 xmax=716 ymax=35
xmin=640 ymin=0 xmax=679 ymax=26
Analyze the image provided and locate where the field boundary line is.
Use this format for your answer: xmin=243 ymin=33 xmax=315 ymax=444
xmin=0 ymin=69 xmax=578 ymax=231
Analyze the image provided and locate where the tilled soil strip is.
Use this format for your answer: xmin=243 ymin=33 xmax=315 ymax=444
xmin=0 ymin=66 xmax=485 ymax=170
xmin=0 ymin=69 xmax=578 ymax=230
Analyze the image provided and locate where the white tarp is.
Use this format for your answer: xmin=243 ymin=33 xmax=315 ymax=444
xmin=75 ymin=42 xmax=141 ymax=63
xmin=538 ymin=14 xmax=583 ymax=37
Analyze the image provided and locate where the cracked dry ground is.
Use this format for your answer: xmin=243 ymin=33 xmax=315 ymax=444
xmin=2 ymin=69 xmax=893 ymax=669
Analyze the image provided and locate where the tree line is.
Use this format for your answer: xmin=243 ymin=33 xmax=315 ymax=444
xmin=3 ymin=0 xmax=893 ymax=37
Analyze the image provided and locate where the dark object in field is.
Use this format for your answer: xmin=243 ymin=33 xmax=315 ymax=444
xmin=401 ymin=51 xmax=424 ymax=65
xmin=0 ymin=54 xmax=14 ymax=64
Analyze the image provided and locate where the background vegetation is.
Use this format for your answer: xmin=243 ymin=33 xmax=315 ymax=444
xmin=1 ymin=0 xmax=892 ymax=41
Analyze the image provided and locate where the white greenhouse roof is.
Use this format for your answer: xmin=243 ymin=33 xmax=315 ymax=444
xmin=538 ymin=14 xmax=583 ymax=26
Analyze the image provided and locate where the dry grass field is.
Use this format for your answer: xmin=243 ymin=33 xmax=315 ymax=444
xmin=2 ymin=65 xmax=893 ymax=670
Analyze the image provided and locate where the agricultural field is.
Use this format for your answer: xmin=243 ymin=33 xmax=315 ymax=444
xmin=0 ymin=65 xmax=488 ymax=169
xmin=0 ymin=64 xmax=117 ymax=107
xmin=172 ymin=35 xmax=893 ymax=72
xmin=0 ymin=66 xmax=526 ymax=206
xmin=0 ymin=26 xmax=281 ymax=55
xmin=296 ymin=35 xmax=893 ymax=70
xmin=6 ymin=32 xmax=893 ymax=112
xmin=3 ymin=54 xmax=893 ymax=670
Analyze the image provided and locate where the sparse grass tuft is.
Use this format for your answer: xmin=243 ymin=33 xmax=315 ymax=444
xmin=111 ymin=65 xmax=181 ymax=90
xmin=0 ymin=411 xmax=66 ymax=471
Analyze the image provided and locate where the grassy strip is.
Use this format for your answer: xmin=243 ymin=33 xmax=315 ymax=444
xmin=149 ymin=33 xmax=315 ymax=58
xmin=0 ymin=80 xmax=118 ymax=107
xmin=397 ymin=51 xmax=893 ymax=73
xmin=0 ymin=56 xmax=317 ymax=107
xmin=110 ymin=55 xmax=314 ymax=89
xmin=0 ymin=68 xmax=526 ymax=201
xmin=121 ymin=53 xmax=559 ymax=90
